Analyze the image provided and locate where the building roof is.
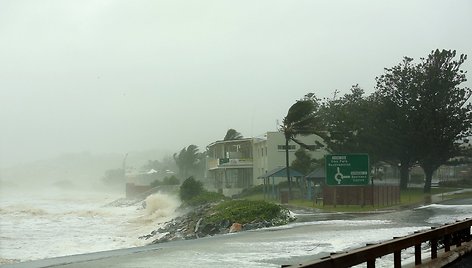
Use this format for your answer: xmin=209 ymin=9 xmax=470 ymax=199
xmin=206 ymin=138 xmax=253 ymax=148
xmin=305 ymin=166 xmax=326 ymax=179
xmin=258 ymin=167 xmax=304 ymax=178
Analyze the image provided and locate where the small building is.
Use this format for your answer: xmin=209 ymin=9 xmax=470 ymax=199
xmin=259 ymin=167 xmax=304 ymax=202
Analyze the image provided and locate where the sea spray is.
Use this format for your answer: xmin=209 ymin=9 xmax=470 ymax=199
xmin=143 ymin=192 xmax=181 ymax=222
xmin=126 ymin=192 xmax=182 ymax=246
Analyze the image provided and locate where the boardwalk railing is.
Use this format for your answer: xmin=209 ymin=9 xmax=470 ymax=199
xmin=284 ymin=218 xmax=472 ymax=268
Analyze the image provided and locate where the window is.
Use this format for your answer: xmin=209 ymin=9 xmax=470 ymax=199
xmin=277 ymin=145 xmax=296 ymax=151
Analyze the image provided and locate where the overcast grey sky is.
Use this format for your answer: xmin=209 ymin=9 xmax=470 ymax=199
xmin=1 ymin=0 xmax=471 ymax=167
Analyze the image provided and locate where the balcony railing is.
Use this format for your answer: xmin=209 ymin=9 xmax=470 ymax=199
xmin=207 ymin=158 xmax=253 ymax=170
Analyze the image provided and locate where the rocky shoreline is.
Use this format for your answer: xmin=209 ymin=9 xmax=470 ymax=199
xmin=139 ymin=202 xmax=296 ymax=244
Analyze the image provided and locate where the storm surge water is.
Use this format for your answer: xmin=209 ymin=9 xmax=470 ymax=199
xmin=0 ymin=183 xmax=180 ymax=264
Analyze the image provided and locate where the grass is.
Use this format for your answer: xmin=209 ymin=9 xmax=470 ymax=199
xmin=205 ymin=199 xmax=284 ymax=225
xmin=242 ymin=187 xmax=472 ymax=213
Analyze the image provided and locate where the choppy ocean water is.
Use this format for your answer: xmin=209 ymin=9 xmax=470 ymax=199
xmin=0 ymin=185 xmax=180 ymax=264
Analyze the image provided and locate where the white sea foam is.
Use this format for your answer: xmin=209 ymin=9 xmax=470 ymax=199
xmin=145 ymin=193 xmax=181 ymax=220
xmin=0 ymin=188 xmax=180 ymax=263
xmin=416 ymin=203 xmax=472 ymax=224
xmin=262 ymin=219 xmax=392 ymax=231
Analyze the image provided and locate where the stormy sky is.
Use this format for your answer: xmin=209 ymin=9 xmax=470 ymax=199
xmin=1 ymin=0 xmax=471 ymax=168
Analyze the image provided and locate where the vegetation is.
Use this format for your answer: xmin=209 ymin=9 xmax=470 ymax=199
xmin=141 ymin=157 xmax=177 ymax=173
xmin=238 ymin=185 xmax=264 ymax=197
xmin=205 ymin=200 xmax=287 ymax=225
xmin=280 ymin=94 xmax=324 ymax=198
xmin=375 ymin=49 xmax=471 ymax=193
xmin=186 ymin=191 xmax=227 ymax=206
xmin=319 ymin=85 xmax=386 ymax=165
xmin=291 ymin=148 xmax=319 ymax=175
xmin=150 ymin=175 xmax=180 ymax=187
xmin=283 ymin=49 xmax=471 ymax=193
xmin=224 ymin=129 xmax=243 ymax=140
xmin=179 ymin=176 xmax=204 ymax=202
xmin=173 ymin=145 xmax=206 ymax=179
xmin=178 ymin=176 xmax=227 ymax=205
xmin=241 ymin=186 xmax=471 ymax=213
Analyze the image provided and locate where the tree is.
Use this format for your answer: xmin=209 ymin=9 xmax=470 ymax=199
xmin=224 ymin=129 xmax=243 ymax=140
xmin=320 ymin=85 xmax=386 ymax=164
xmin=280 ymin=95 xmax=323 ymax=198
xmin=173 ymin=145 xmax=200 ymax=178
xmin=179 ymin=176 xmax=204 ymax=202
xmin=376 ymin=49 xmax=472 ymax=192
xmin=413 ymin=49 xmax=471 ymax=192
xmin=141 ymin=156 xmax=178 ymax=174
xmin=375 ymin=57 xmax=423 ymax=189
xmin=291 ymin=148 xmax=316 ymax=175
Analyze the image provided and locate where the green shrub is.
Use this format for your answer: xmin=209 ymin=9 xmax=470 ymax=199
xmin=187 ymin=191 xmax=226 ymax=206
xmin=238 ymin=185 xmax=264 ymax=197
xmin=150 ymin=179 xmax=161 ymax=188
xmin=179 ymin=176 xmax=204 ymax=201
xmin=163 ymin=175 xmax=180 ymax=185
xmin=206 ymin=200 xmax=283 ymax=225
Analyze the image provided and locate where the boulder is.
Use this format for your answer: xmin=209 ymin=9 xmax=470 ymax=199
xmin=229 ymin=223 xmax=242 ymax=233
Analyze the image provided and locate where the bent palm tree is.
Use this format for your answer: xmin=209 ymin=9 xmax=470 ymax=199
xmin=224 ymin=129 xmax=243 ymax=141
xmin=280 ymin=98 xmax=322 ymax=199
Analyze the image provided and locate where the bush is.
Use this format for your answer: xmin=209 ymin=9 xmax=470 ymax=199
xmin=187 ymin=191 xmax=226 ymax=206
xmin=238 ymin=185 xmax=264 ymax=197
xmin=163 ymin=175 xmax=180 ymax=185
xmin=150 ymin=179 xmax=161 ymax=188
xmin=206 ymin=200 xmax=283 ymax=225
xmin=180 ymin=176 xmax=204 ymax=202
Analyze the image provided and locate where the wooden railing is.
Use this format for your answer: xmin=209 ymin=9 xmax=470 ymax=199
xmin=283 ymin=218 xmax=472 ymax=268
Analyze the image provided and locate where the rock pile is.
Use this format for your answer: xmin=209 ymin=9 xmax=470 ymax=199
xmin=139 ymin=202 xmax=294 ymax=244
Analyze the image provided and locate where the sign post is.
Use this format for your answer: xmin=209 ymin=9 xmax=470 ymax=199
xmin=325 ymin=154 xmax=370 ymax=186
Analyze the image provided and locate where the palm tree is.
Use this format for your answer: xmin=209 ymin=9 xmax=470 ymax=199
xmin=173 ymin=145 xmax=200 ymax=178
xmin=224 ymin=129 xmax=243 ymax=140
xmin=280 ymin=97 xmax=322 ymax=198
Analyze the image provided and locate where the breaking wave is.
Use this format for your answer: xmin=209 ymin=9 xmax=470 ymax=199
xmin=0 ymin=205 xmax=49 ymax=216
xmin=143 ymin=192 xmax=181 ymax=222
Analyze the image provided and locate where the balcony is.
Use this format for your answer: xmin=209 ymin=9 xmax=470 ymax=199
xmin=207 ymin=158 xmax=253 ymax=170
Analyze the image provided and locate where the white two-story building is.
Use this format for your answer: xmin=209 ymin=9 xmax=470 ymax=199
xmin=206 ymin=131 xmax=327 ymax=196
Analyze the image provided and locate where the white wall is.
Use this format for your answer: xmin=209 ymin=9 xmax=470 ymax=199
xmin=252 ymin=132 xmax=328 ymax=185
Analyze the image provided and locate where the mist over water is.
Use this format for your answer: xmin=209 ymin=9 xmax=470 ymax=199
xmin=0 ymin=179 xmax=180 ymax=264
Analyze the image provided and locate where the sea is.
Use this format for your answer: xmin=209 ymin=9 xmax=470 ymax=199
xmin=0 ymin=182 xmax=180 ymax=265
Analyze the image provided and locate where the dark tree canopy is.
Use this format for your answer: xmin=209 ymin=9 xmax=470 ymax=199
xmin=173 ymin=145 xmax=200 ymax=178
xmin=291 ymin=148 xmax=317 ymax=175
xmin=375 ymin=57 xmax=421 ymax=189
xmin=320 ymin=85 xmax=385 ymax=163
xmin=413 ymin=49 xmax=471 ymax=192
xmin=179 ymin=176 xmax=204 ymax=202
xmin=376 ymin=49 xmax=471 ymax=192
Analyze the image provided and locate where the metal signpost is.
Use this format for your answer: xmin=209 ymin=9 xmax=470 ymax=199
xmin=325 ymin=154 xmax=370 ymax=185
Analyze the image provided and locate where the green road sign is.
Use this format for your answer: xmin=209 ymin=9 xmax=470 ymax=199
xmin=325 ymin=154 xmax=369 ymax=185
